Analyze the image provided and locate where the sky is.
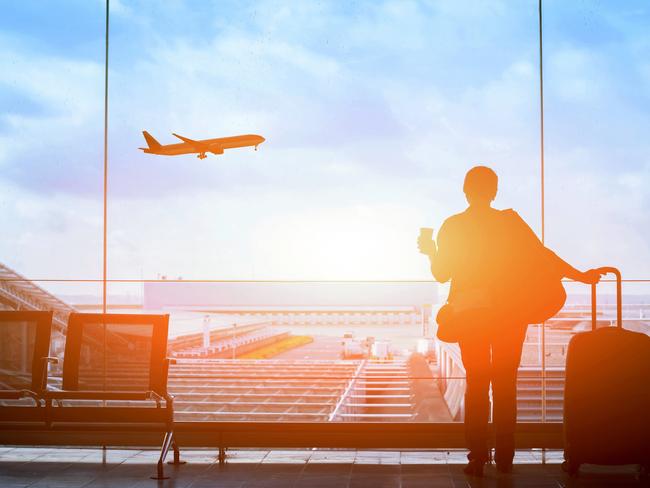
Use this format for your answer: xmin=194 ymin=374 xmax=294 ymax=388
xmin=0 ymin=0 xmax=649 ymax=297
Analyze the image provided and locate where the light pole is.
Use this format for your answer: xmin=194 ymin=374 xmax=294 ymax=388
xmin=232 ymin=323 xmax=237 ymax=359
xmin=203 ymin=315 xmax=211 ymax=349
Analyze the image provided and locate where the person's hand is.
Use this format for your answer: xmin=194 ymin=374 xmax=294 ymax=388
xmin=417 ymin=235 xmax=436 ymax=256
xmin=580 ymin=268 xmax=603 ymax=285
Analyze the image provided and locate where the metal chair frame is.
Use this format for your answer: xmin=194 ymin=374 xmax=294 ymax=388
xmin=0 ymin=311 xmax=54 ymax=423
xmin=43 ymin=313 xmax=181 ymax=479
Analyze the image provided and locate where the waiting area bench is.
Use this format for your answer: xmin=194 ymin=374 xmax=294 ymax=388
xmin=0 ymin=311 xmax=180 ymax=479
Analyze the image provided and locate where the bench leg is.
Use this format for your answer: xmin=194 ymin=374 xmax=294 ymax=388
xmin=168 ymin=436 xmax=186 ymax=465
xmin=218 ymin=446 xmax=226 ymax=465
xmin=150 ymin=431 xmax=173 ymax=480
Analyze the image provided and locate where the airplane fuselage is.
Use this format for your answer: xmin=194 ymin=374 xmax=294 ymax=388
xmin=140 ymin=132 xmax=265 ymax=159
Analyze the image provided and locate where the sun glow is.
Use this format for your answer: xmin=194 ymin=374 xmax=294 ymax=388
xmin=258 ymin=205 xmax=431 ymax=280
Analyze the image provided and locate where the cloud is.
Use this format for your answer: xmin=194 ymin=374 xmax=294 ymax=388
xmin=0 ymin=178 xmax=103 ymax=280
xmin=0 ymin=34 xmax=104 ymax=195
xmin=0 ymin=1 xmax=537 ymax=198
xmin=1 ymin=0 xmax=649 ymax=282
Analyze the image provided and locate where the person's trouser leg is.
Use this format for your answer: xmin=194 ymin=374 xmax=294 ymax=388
xmin=491 ymin=324 xmax=527 ymax=465
xmin=459 ymin=338 xmax=491 ymax=463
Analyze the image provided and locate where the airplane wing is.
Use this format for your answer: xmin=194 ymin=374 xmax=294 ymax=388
xmin=172 ymin=133 xmax=223 ymax=155
xmin=172 ymin=133 xmax=207 ymax=148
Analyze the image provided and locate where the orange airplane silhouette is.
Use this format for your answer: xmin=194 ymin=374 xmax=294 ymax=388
xmin=140 ymin=131 xmax=265 ymax=159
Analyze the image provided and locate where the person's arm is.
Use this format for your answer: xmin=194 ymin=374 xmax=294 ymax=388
xmin=508 ymin=209 xmax=602 ymax=285
xmin=544 ymin=248 xmax=602 ymax=284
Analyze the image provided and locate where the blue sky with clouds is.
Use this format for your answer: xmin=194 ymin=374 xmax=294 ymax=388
xmin=0 ymin=0 xmax=648 ymax=292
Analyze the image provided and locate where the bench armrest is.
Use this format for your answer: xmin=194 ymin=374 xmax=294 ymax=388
xmin=0 ymin=389 xmax=41 ymax=404
xmin=146 ymin=390 xmax=164 ymax=407
xmin=45 ymin=390 xmax=170 ymax=403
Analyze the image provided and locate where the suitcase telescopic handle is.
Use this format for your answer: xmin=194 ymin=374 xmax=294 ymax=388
xmin=591 ymin=266 xmax=622 ymax=330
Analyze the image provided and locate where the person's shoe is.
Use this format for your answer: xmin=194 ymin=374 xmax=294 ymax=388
xmin=463 ymin=459 xmax=485 ymax=477
xmin=496 ymin=461 xmax=513 ymax=474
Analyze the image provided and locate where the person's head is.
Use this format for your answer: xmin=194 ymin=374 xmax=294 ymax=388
xmin=463 ymin=165 xmax=498 ymax=207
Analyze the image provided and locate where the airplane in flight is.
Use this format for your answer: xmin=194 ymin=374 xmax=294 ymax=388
xmin=139 ymin=131 xmax=265 ymax=159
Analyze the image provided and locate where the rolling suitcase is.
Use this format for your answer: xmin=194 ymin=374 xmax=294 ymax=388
xmin=563 ymin=267 xmax=650 ymax=477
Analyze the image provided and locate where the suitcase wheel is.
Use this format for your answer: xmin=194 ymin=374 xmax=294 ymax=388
xmin=561 ymin=460 xmax=580 ymax=477
xmin=640 ymin=464 xmax=650 ymax=480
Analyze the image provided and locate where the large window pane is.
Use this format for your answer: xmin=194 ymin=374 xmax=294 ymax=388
xmin=107 ymin=1 xmax=541 ymax=282
xmin=7 ymin=1 xmax=646 ymax=429
xmin=0 ymin=2 xmax=105 ymax=285
xmin=96 ymin=1 xmax=544 ymax=422
xmin=544 ymin=0 xmax=650 ymax=278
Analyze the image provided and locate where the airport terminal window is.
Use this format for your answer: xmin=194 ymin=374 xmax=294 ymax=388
xmin=544 ymin=1 xmax=650 ymax=281
xmin=0 ymin=3 xmax=105 ymax=282
xmin=1 ymin=1 xmax=648 ymax=424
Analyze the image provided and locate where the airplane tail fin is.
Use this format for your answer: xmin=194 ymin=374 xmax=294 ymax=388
xmin=142 ymin=131 xmax=161 ymax=150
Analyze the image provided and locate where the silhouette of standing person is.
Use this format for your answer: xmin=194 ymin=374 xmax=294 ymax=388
xmin=418 ymin=166 xmax=601 ymax=476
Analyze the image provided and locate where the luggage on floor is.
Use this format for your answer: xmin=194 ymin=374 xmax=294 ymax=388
xmin=563 ymin=267 xmax=650 ymax=476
